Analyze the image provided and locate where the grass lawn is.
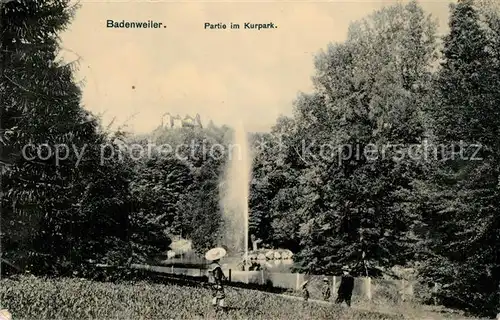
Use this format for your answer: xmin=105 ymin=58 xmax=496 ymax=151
xmin=0 ymin=276 xmax=480 ymax=319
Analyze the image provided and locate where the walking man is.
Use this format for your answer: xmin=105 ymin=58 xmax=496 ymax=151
xmin=205 ymin=247 xmax=228 ymax=312
xmin=336 ymin=266 xmax=354 ymax=307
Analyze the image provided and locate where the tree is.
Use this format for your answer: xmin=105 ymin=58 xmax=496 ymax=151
xmin=133 ymin=124 xmax=230 ymax=257
xmin=129 ymin=152 xmax=192 ymax=261
xmin=423 ymin=1 xmax=500 ymax=316
xmin=0 ymin=0 xmax=131 ymax=274
xmin=292 ymin=1 xmax=438 ymax=275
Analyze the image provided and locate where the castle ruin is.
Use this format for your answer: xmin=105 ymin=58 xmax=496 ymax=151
xmin=161 ymin=113 xmax=202 ymax=129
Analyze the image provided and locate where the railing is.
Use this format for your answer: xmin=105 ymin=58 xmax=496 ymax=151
xmin=129 ymin=264 xmax=432 ymax=304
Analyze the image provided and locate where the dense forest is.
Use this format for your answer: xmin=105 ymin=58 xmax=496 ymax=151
xmin=1 ymin=0 xmax=500 ymax=317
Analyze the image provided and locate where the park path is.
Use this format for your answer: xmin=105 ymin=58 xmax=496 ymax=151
xmin=228 ymin=287 xmax=475 ymax=320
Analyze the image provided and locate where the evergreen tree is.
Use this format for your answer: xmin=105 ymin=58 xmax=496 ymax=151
xmin=0 ymin=0 xmax=131 ymax=274
xmin=423 ymin=1 xmax=500 ymax=316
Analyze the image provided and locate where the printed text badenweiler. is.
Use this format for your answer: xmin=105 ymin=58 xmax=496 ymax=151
xmin=106 ymin=20 xmax=166 ymax=28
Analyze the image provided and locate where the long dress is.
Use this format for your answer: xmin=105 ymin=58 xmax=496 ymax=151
xmin=336 ymin=274 xmax=354 ymax=306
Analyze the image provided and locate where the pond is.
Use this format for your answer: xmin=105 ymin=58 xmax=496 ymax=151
xmin=158 ymin=256 xmax=296 ymax=272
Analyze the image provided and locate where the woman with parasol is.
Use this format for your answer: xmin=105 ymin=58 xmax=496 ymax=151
xmin=205 ymin=247 xmax=228 ymax=312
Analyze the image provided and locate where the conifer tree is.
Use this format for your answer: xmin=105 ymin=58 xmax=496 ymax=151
xmin=1 ymin=0 xmax=131 ymax=274
xmin=423 ymin=1 xmax=500 ymax=315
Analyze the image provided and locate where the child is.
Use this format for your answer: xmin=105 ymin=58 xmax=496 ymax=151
xmin=301 ymin=280 xmax=310 ymax=302
xmin=322 ymin=277 xmax=331 ymax=301
xmin=205 ymin=247 xmax=228 ymax=312
xmin=209 ymin=259 xmax=227 ymax=311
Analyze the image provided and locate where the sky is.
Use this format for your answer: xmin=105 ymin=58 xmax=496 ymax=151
xmin=60 ymin=0 xmax=456 ymax=134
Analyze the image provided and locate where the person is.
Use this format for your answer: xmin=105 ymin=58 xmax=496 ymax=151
xmin=322 ymin=277 xmax=331 ymax=301
xmin=301 ymin=280 xmax=310 ymax=302
xmin=209 ymin=259 xmax=227 ymax=311
xmin=336 ymin=266 xmax=354 ymax=307
xmin=205 ymin=247 xmax=228 ymax=312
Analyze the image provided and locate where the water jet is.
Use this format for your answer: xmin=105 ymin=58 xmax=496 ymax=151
xmin=220 ymin=122 xmax=252 ymax=272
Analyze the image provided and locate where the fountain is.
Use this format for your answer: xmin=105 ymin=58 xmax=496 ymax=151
xmin=159 ymin=121 xmax=295 ymax=277
xmin=219 ymin=122 xmax=253 ymax=271
xmin=217 ymin=123 xmax=294 ymax=275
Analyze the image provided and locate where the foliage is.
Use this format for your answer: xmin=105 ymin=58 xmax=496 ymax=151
xmin=249 ymin=117 xmax=305 ymax=251
xmin=138 ymin=125 xmax=230 ymax=255
xmin=270 ymin=1 xmax=439 ymax=276
xmin=420 ymin=0 xmax=500 ymax=316
xmin=0 ymin=0 xmax=131 ymax=274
